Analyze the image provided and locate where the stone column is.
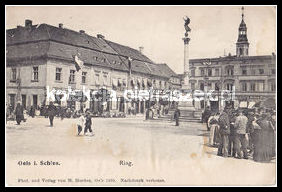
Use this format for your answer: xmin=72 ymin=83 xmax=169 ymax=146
xmin=182 ymin=37 xmax=191 ymax=89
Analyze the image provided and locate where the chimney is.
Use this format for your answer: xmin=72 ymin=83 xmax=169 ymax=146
xmin=58 ymin=23 xmax=63 ymax=28
xmin=139 ymin=46 xmax=144 ymax=54
xmin=97 ymin=34 xmax=105 ymax=39
xmin=25 ymin=19 xmax=32 ymax=27
xmin=79 ymin=30 xmax=85 ymax=34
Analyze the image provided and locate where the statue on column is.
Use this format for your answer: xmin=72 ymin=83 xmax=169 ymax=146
xmin=183 ymin=16 xmax=191 ymax=37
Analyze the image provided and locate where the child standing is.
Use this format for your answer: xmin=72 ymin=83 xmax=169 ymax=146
xmin=84 ymin=112 xmax=93 ymax=136
xmin=77 ymin=113 xmax=85 ymax=136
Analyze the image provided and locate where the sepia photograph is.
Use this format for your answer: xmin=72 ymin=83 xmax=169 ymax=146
xmin=5 ymin=5 xmax=276 ymax=186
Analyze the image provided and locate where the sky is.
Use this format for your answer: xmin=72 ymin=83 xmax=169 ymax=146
xmin=6 ymin=6 xmax=276 ymax=74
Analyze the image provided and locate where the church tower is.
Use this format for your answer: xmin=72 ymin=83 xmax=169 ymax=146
xmin=236 ymin=7 xmax=249 ymax=57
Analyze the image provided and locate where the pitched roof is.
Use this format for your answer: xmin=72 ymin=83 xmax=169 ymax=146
xmin=6 ymin=23 xmax=177 ymax=78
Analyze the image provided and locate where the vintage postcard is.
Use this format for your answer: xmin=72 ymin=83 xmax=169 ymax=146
xmin=5 ymin=5 xmax=276 ymax=186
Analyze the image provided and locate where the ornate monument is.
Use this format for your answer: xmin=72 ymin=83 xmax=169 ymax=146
xmin=177 ymin=16 xmax=201 ymax=120
xmin=182 ymin=16 xmax=191 ymax=89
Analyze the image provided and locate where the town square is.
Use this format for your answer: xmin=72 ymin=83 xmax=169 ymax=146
xmin=5 ymin=6 xmax=276 ymax=186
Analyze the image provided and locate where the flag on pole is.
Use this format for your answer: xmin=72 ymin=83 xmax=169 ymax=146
xmin=74 ymin=54 xmax=84 ymax=72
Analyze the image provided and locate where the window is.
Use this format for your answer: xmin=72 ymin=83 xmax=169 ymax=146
xmin=270 ymin=82 xmax=275 ymax=91
xmin=69 ymin=70 xmax=75 ymax=84
xmin=227 ymin=68 xmax=234 ymax=76
xmin=242 ymin=69 xmax=247 ymax=75
xmin=207 ymin=83 xmax=212 ymax=90
xmin=32 ymin=66 xmax=38 ymax=81
xmin=241 ymin=82 xmax=247 ymax=92
xmin=226 ymin=83 xmax=233 ymax=91
xmin=55 ymin=68 xmax=62 ymax=81
xmin=21 ymin=95 xmax=26 ymax=109
xmin=33 ymin=95 xmax=38 ymax=107
xmin=159 ymin=81 xmax=162 ymax=88
xmin=239 ymin=48 xmax=243 ymax=56
xmin=82 ymin=72 xmax=87 ymax=84
xmin=271 ymin=69 xmax=275 ymax=75
xmin=191 ymin=69 xmax=195 ymax=77
xmin=207 ymin=68 xmax=212 ymax=76
xmin=200 ymin=69 xmax=205 ymax=76
xmin=11 ymin=68 xmax=17 ymax=81
xmin=259 ymin=69 xmax=264 ymax=75
xmin=95 ymin=74 xmax=100 ymax=85
xmin=251 ymin=69 xmax=256 ymax=75
xmin=250 ymin=83 xmax=256 ymax=92
xmin=200 ymin=83 xmax=204 ymax=91
xmin=215 ymin=69 xmax=219 ymax=76
xmin=103 ymin=74 xmax=107 ymax=85
xmin=191 ymin=82 xmax=195 ymax=90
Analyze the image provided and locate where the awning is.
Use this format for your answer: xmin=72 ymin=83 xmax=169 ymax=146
xmin=239 ymin=101 xmax=248 ymax=108
xmin=248 ymin=101 xmax=256 ymax=108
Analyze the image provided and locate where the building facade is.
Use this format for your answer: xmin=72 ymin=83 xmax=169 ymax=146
xmin=6 ymin=20 xmax=180 ymax=115
xmin=188 ymin=7 xmax=276 ymax=111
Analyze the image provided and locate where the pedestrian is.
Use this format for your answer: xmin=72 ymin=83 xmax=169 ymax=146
xmin=217 ymin=108 xmax=230 ymax=157
xmin=30 ymin=105 xmax=35 ymax=118
xmin=208 ymin=112 xmax=219 ymax=146
xmin=47 ymin=101 xmax=56 ymax=127
xmin=77 ymin=112 xmax=85 ymax=136
xmin=202 ymin=106 xmax=212 ymax=131
xmin=84 ymin=112 xmax=93 ymax=136
xmin=15 ymin=102 xmax=24 ymax=125
xmin=228 ymin=110 xmax=238 ymax=157
xmin=254 ymin=113 xmax=274 ymax=162
xmin=233 ymin=110 xmax=249 ymax=159
xmin=174 ymin=106 xmax=181 ymax=126
xmin=246 ymin=112 xmax=255 ymax=155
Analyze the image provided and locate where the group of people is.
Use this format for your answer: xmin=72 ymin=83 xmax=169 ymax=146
xmin=76 ymin=111 xmax=93 ymax=136
xmin=206 ymin=106 xmax=276 ymax=162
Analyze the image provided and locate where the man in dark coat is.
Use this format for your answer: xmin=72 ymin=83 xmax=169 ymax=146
xmin=15 ymin=102 xmax=24 ymax=125
xmin=174 ymin=106 xmax=181 ymax=126
xmin=202 ymin=106 xmax=212 ymax=130
xmin=217 ymin=108 xmax=230 ymax=157
xmin=84 ymin=112 xmax=93 ymax=135
xmin=30 ymin=105 xmax=35 ymax=118
xmin=47 ymin=101 xmax=57 ymax=127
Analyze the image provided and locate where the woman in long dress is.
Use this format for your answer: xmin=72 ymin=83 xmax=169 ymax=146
xmin=253 ymin=113 xmax=273 ymax=162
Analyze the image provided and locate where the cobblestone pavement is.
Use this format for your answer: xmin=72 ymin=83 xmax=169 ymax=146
xmin=6 ymin=116 xmax=276 ymax=186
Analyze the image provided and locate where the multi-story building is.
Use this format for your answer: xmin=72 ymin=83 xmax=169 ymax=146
xmin=6 ymin=20 xmax=180 ymax=115
xmin=188 ymin=8 xmax=276 ymax=111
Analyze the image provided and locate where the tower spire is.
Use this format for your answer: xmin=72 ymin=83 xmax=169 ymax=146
xmin=236 ymin=6 xmax=249 ymax=57
xmin=241 ymin=6 xmax=244 ymax=20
